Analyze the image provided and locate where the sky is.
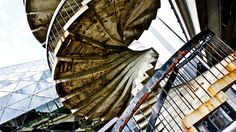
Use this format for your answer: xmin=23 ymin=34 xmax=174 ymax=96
xmin=138 ymin=0 xmax=186 ymax=66
xmin=0 ymin=1 xmax=45 ymax=68
xmin=0 ymin=0 xmax=199 ymax=69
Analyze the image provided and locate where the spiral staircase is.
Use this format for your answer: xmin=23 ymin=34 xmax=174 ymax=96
xmin=25 ymin=0 xmax=236 ymax=131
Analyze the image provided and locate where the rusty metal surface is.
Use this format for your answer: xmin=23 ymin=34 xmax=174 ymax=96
xmin=112 ymin=30 xmax=215 ymax=131
xmin=54 ymin=37 xmax=159 ymax=121
xmin=25 ymin=0 xmax=60 ymax=45
xmin=67 ymin=0 xmax=160 ymax=47
xmin=147 ymin=68 xmax=179 ymax=131
xmin=110 ymin=29 xmax=236 ymax=131
xmin=182 ymin=91 xmax=229 ymax=129
xmin=46 ymin=0 xmax=161 ymax=124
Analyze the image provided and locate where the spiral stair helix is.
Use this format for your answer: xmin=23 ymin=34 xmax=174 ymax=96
xmin=25 ymin=0 xmax=236 ymax=131
xmin=40 ymin=0 xmax=161 ymax=125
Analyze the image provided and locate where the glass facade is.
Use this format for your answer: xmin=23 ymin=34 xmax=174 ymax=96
xmin=195 ymin=102 xmax=236 ymax=132
xmin=0 ymin=60 xmax=62 ymax=124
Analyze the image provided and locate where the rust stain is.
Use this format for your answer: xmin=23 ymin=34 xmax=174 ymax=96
xmin=207 ymin=70 xmax=236 ymax=96
xmin=182 ymin=91 xmax=228 ymax=128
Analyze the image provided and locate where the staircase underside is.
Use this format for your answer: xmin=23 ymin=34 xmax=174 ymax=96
xmin=25 ymin=0 xmax=60 ymax=45
xmin=51 ymin=0 xmax=160 ymax=122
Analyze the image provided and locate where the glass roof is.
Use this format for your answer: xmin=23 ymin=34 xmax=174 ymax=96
xmin=0 ymin=60 xmax=60 ymax=124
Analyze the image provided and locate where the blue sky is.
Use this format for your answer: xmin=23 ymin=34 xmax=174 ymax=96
xmin=0 ymin=1 xmax=45 ymax=68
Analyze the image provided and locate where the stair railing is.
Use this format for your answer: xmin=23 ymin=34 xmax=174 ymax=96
xmin=112 ymin=30 xmax=236 ymax=131
xmin=46 ymin=0 xmax=83 ymax=71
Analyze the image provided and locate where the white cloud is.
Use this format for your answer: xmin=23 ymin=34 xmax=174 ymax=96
xmin=0 ymin=30 xmax=9 ymax=39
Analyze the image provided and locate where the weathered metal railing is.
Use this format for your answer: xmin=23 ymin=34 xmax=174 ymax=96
xmin=112 ymin=30 xmax=236 ymax=131
xmin=46 ymin=0 xmax=84 ymax=70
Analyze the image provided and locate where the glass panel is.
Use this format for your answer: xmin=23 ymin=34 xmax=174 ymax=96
xmin=34 ymin=82 xmax=54 ymax=94
xmin=0 ymin=80 xmax=15 ymax=89
xmin=46 ymin=77 xmax=53 ymax=83
xmin=0 ymin=61 xmax=55 ymax=124
xmin=196 ymin=121 xmax=211 ymax=132
xmin=22 ymin=71 xmax=40 ymax=79
xmin=34 ymin=99 xmax=62 ymax=113
xmin=0 ymin=108 xmax=3 ymax=119
xmin=14 ymin=83 xmax=37 ymax=94
xmin=0 ymin=108 xmax=24 ymax=124
xmin=46 ymin=99 xmax=63 ymax=112
xmin=14 ymin=81 xmax=35 ymax=91
xmin=40 ymin=70 xmax=51 ymax=80
xmin=0 ymin=91 xmax=10 ymax=98
xmin=209 ymin=108 xmax=231 ymax=130
xmin=0 ymin=82 xmax=17 ymax=92
xmin=195 ymin=103 xmax=235 ymax=132
xmin=0 ymin=94 xmax=11 ymax=107
xmin=10 ymin=73 xmax=25 ymax=80
xmin=8 ymin=93 xmax=30 ymax=105
xmin=221 ymin=103 xmax=236 ymax=120
xmin=22 ymin=71 xmax=43 ymax=81
xmin=29 ymin=95 xmax=53 ymax=110
xmin=48 ymin=102 xmax=59 ymax=112
xmin=8 ymin=96 xmax=32 ymax=111
xmin=54 ymin=98 xmax=64 ymax=108
xmin=35 ymin=87 xmax=57 ymax=98
xmin=35 ymin=101 xmax=51 ymax=113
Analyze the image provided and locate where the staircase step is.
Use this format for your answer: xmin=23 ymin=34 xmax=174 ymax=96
xmin=208 ymin=70 xmax=236 ymax=96
xmin=226 ymin=60 xmax=236 ymax=72
xmin=129 ymin=53 xmax=236 ymax=131
xmin=182 ymin=91 xmax=229 ymax=129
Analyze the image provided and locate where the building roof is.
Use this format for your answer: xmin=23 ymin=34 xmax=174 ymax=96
xmin=0 ymin=60 xmax=60 ymax=124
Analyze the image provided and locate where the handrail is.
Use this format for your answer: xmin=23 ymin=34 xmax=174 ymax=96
xmin=112 ymin=30 xmax=224 ymax=131
xmin=146 ymin=32 xmax=213 ymax=131
xmin=46 ymin=0 xmax=83 ymax=71
xmin=112 ymin=29 xmax=236 ymax=131
xmin=46 ymin=0 xmax=67 ymax=71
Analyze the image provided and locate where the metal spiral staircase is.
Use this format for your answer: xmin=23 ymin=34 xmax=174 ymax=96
xmin=25 ymin=0 xmax=236 ymax=131
xmin=46 ymin=0 xmax=160 ymax=124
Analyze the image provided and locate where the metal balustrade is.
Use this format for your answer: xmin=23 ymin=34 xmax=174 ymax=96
xmin=111 ymin=30 xmax=236 ymax=131
xmin=44 ymin=1 xmax=236 ymax=131
xmin=46 ymin=0 xmax=84 ymax=70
